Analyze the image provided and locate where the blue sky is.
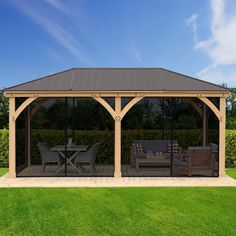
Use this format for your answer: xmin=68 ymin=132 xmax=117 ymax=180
xmin=0 ymin=0 xmax=236 ymax=88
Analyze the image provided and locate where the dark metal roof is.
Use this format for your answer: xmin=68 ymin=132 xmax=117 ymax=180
xmin=6 ymin=68 xmax=228 ymax=92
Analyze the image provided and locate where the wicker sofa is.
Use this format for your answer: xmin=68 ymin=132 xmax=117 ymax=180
xmin=130 ymin=140 xmax=180 ymax=168
xmin=172 ymin=146 xmax=216 ymax=176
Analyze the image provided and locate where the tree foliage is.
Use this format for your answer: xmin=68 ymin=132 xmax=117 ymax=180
xmin=226 ymin=88 xmax=236 ymax=129
xmin=0 ymin=91 xmax=9 ymax=129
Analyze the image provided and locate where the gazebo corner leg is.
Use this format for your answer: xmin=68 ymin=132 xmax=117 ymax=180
xmin=9 ymin=97 xmax=16 ymax=178
xmin=114 ymin=97 xmax=122 ymax=178
xmin=219 ymin=97 xmax=226 ymax=177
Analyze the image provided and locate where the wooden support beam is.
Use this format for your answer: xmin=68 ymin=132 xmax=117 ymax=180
xmin=198 ymin=97 xmax=221 ymax=120
xmin=219 ymin=97 xmax=226 ymax=177
xmin=31 ymin=98 xmax=49 ymax=119
xmin=27 ymin=106 xmax=31 ymax=166
xmin=184 ymin=98 xmax=203 ymax=117
xmin=120 ymin=96 xmax=143 ymax=119
xmin=93 ymin=96 xmax=145 ymax=178
xmin=8 ymin=97 xmax=37 ymax=178
xmin=5 ymin=91 xmax=229 ymax=98
xmin=203 ymin=104 xmax=207 ymax=146
xmin=114 ymin=97 xmax=121 ymax=178
xmin=14 ymin=97 xmax=37 ymax=120
xmin=92 ymin=96 xmax=116 ymax=119
xmin=8 ymin=97 xmax=16 ymax=178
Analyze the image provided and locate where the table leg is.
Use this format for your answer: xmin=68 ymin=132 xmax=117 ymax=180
xmin=68 ymin=151 xmax=82 ymax=174
xmin=55 ymin=150 xmax=83 ymax=174
xmin=55 ymin=151 xmax=66 ymax=174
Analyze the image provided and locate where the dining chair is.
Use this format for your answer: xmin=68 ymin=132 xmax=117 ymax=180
xmin=37 ymin=142 xmax=61 ymax=173
xmin=74 ymin=142 xmax=101 ymax=173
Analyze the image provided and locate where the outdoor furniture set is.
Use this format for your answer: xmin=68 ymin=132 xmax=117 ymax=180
xmin=37 ymin=141 xmax=100 ymax=174
xmin=130 ymin=140 xmax=218 ymax=176
xmin=130 ymin=140 xmax=181 ymax=169
xmin=38 ymin=138 xmax=218 ymax=176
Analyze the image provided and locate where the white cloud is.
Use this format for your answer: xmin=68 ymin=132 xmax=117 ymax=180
xmin=132 ymin=49 xmax=142 ymax=63
xmin=187 ymin=0 xmax=236 ymax=87
xmin=195 ymin=0 xmax=236 ymax=65
xmin=127 ymin=34 xmax=143 ymax=64
xmin=185 ymin=14 xmax=198 ymax=43
xmin=44 ymin=0 xmax=69 ymax=14
xmin=11 ymin=0 xmax=92 ymax=64
xmin=196 ymin=65 xmax=236 ymax=86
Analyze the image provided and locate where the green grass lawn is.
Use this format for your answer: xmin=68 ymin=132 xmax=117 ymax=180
xmin=0 ymin=168 xmax=8 ymax=177
xmin=0 ymin=188 xmax=236 ymax=236
xmin=226 ymin=169 xmax=236 ymax=179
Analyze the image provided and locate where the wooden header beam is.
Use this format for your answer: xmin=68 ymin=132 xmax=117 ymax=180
xmin=5 ymin=90 xmax=229 ymax=98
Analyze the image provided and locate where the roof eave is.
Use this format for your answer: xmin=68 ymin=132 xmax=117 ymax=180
xmin=4 ymin=89 xmax=230 ymax=98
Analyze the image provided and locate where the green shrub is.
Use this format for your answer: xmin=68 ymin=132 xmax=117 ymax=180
xmin=0 ymin=129 xmax=235 ymax=168
xmin=226 ymin=130 xmax=236 ymax=168
xmin=0 ymin=129 xmax=9 ymax=167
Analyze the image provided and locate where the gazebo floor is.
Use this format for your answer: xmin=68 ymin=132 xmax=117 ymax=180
xmin=17 ymin=165 xmax=170 ymax=177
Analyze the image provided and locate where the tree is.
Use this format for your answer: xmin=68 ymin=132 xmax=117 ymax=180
xmin=0 ymin=91 xmax=9 ymax=129
xmin=226 ymin=88 xmax=236 ymax=129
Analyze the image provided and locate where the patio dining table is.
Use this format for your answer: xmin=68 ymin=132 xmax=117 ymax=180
xmin=51 ymin=145 xmax=88 ymax=174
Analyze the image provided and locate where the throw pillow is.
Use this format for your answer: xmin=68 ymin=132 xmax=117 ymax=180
xmin=132 ymin=143 xmax=144 ymax=155
xmin=168 ymin=142 xmax=179 ymax=153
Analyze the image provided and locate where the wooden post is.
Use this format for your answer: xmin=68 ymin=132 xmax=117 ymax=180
xmin=9 ymin=97 xmax=16 ymax=178
xmin=219 ymin=97 xmax=226 ymax=177
xmin=93 ymin=96 xmax=143 ymax=178
xmin=27 ymin=106 xmax=31 ymax=166
xmin=203 ymin=104 xmax=207 ymax=147
xmin=114 ymin=96 xmax=121 ymax=178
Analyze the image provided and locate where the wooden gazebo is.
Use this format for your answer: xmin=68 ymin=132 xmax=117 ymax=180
xmin=4 ymin=68 xmax=229 ymax=178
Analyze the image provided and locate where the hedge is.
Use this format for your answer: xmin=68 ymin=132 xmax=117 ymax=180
xmin=0 ymin=129 xmax=235 ymax=168
xmin=14 ymin=129 xmax=215 ymax=166
xmin=0 ymin=129 xmax=8 ymax=167
xmin=225 ymin=130 xmax=236 ymax=167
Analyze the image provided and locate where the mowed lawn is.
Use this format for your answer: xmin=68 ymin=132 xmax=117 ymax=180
xmin=0 ymin=187 xmax=236 ymax=236
xmin=226 ymin=169 xmax=236 ymax=179
xmin=0 ymin=168 xmax=8 ymax=177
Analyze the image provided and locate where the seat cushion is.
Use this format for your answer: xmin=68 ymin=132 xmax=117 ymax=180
xmin=173 ymin=159 xmax=187 ymax=166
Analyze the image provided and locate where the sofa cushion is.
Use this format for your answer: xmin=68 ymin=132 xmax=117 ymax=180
xmin=143 ymin=141 xmax=168 ymax=152
xmin=173 ymin=159 xmax=187 ymax=166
